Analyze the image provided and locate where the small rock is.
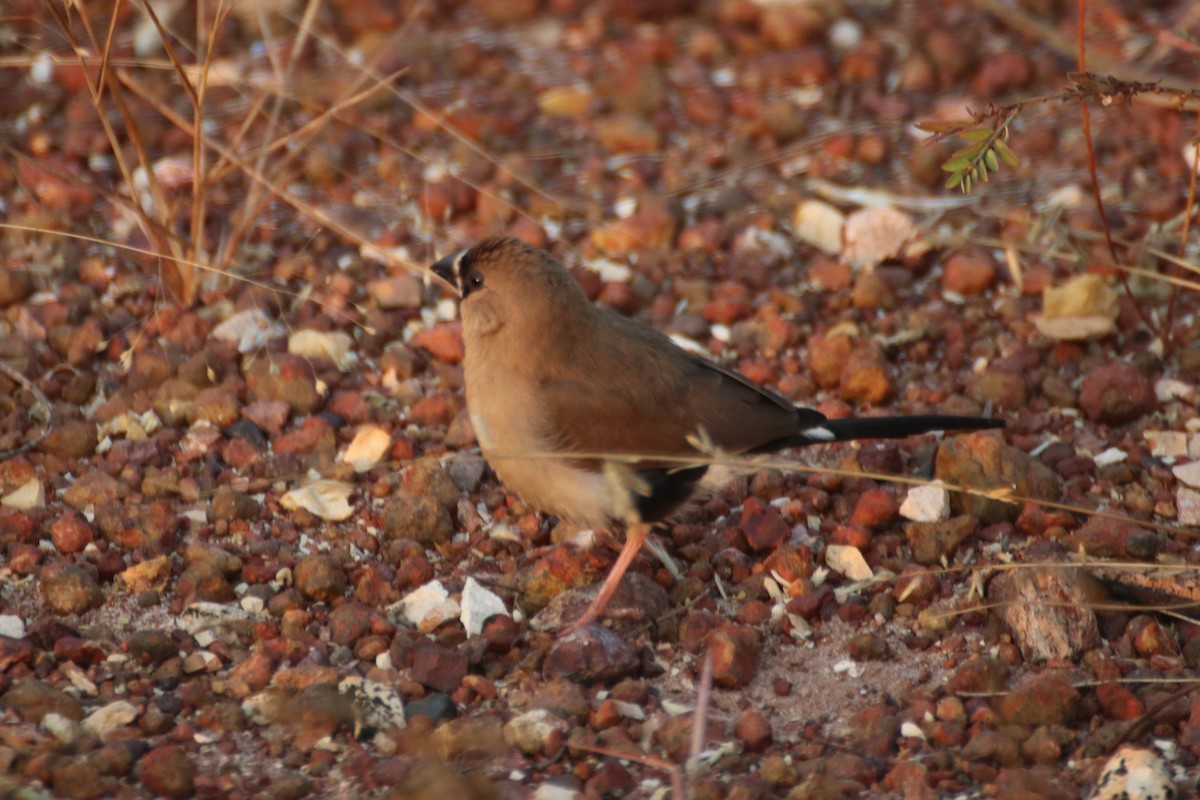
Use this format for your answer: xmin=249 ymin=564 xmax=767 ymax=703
xmin=792 ymin=199 xmax=844 ymax=256
xmin=1095 ymin=682 xmax=1145 ymax=721
xmin=211 ymin=308 xmax=285 ymax=352
xmin=288 ymin=329 xmax=356 ymax=371
xmin=595 ymin=115 xmax=660 ymax=154
xmin=340 ymin=425 xmax=392 ymax=472
xmin=995 ymin=673 xmax=1080 ymax=726
xmin=62 ymin=470 xmax=125 ymax=510
xmin=83 ymin=700 xmax=138 ymax=738
xmin=244 ymin=353 xmax=322 ymax=415
xmin=0 ymin=678 xmax=85 ymax=722
xmin=1078 ymin=362 xmax=1157 ymax=424
xmin=941 ymin=249 xmax=996 ymax=295
xmin=138 ymin=744 xmax=196 ymax=800
xmin=1178 ymin=487 xmax=1200 ymax=526
xmin=966 ymin=369 xmax=1028 ymax=410
xmin=825 ymin=544 xmax=873 ymax=581
xmin=707 ymin=623 xmax=762 ymax=688
xmin=52 ymin=761 xmax=107 ymax=800
xmin=543 ymin=624 xmax=639 ymax=682
xmin=40 ymin=562 xmax=105 ymax=615
xmin=405 ymin=693 xmax=457 ymax=725
xmin=280 ymin=480 xmax=354 ymax=521
xmin=368 ymin=275 xmax=423 ymax=309
xmin=1143 ymin=430 xmax=1189 ymax=458
xmin=841 ymin=207 xmax=919 ymax=270
xmin=899 ymin=482 xmax=950 ymax=522
xmin=904 ymin=515 xmax=977 ymax=565
xmin=847 ymin=634 xmax=889 ymax=662
xmin=176 ymin=562 xmax=235 ymax=603
xmin=935 ymin=433 xmax=1060 ymax=524
xmin=839 ymin=349 xmax=892 ymax=405
xmin=948 ymin=657 xmax=1009 ymax=695
xmin=1036 ymin=274 xmax=1117 ymax=341
xmin=460 ymin=577 xmax=508 ymax=637
xmin=504 ymin=709 xmax=569 ymax=756
xmin=40 ymin=419 xmax=98 ymax=460
xmin=0 ymin=268 xmax=33 ymax=306
xmin=962 ymin=729 xmax=1021 ymax=766
xmin=126 ymin=630 xmax=177 ymax=665
xmin=399 ymin=581 xmax=460 ymax=630
xmin=739 ymin=497 xmax=789 ymax=552
xmin=806 ymin=334 xmax=853 ymax=389
xmin=849 ymin=487 xmax=898 ymax=528
xmin=1086 ymin=745 xmax=1174 ymax=800
xmin=294 ymin=554 xmax=347 ymax=603
xmin=411 ymin=322 xmax=464 ymax=364
xmin=412 ymin=641 xmax=468 ymax=694
xmin=380 ymin=492 xmax=454 ymax=544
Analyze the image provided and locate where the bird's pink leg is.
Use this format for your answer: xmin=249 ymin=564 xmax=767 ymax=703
xmin=561 ymin=523 xmax=650 ymax=634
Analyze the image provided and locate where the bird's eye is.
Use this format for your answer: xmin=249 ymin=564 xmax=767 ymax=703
xmin=466 ymin=272 xmax=485 ymax=291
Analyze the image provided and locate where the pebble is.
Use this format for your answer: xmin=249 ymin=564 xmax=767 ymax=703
xmin=935 ymin=434 xmax=1060 ymax=524
xmin=1078 ymin=362 xmax=1157 ymax=424
xmin=138 ymin=744 xmax=196 ymax=800
xmin=543 ymin=624 xmax=639 ymax=683
xmin=39 ymin=562 xmax=105 ymax=615
xmin=707 ymin=622 xmax=762 ymax=688
xmin=294 ymin=554 xmax=347 ymax=603
xmin=995 ymin=673 xmax=1080 ymax=726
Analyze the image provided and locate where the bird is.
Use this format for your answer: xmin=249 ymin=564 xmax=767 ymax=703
xmin=430 ymin=236 xmax=1005 ymax=632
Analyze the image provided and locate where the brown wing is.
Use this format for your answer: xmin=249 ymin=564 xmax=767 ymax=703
xmin=535 ymin=309 xmax=811 ymax=461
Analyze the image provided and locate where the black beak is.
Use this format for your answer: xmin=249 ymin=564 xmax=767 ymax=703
xmin=430 ymin=251 xmax=463 ymax=295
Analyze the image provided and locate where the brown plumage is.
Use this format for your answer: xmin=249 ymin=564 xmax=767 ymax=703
xmin=431 ymin=236 xmax=1004 ymax=629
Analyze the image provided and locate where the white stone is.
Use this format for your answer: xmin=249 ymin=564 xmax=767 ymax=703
xmin=1155 ymin=378 xmax=1198 ymax=404
xmin=504 ymin=709 xmax=568 ymax=756
xmin=1 ymin=478 xmax=44 ymax=510
xmin=0 ymin=614 xmax=26 ymax=639
xmin=211 ymin=308 xmax=285 ymax=353
xmin=340 ymin=425 xmax=392 ymax=473
xmin=280 ymin=480 xmax=355 ymax=521
xmin=1144 ymin=431 xmax=1189 ymax=459
xmin=899 ymin=481 xmax=950 ymax=522
xmin=792 ymin=199 xmax=845 ymax=256
xmin=825 ymin=544 xmax=873 ymax=581
xmin=83 ymin=701 xmax=139 ymax=737
xmin=1093 ymin=448 xmax=1127 ymax=467
xmin=460 ymin=577 xmax=508 ymax=637
xmin=289 ymin=329 xmax=357 ymax=371
xmin=1174 ymin=462 xmax=1200 ymax=489
xmin=399 ymin=581 xmax=460 ymax=630
xmin=1177 ymin=487 xmax=1200 ymax=526
xmin=41 ymin=713 xmax=78 ymax=744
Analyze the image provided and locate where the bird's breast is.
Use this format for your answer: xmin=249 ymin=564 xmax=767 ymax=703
xmin=464 ymin=355 xmax=620 ymax=527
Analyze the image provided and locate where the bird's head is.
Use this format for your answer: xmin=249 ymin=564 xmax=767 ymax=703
xmin=430 ymin=236 xmax=589 ymax=341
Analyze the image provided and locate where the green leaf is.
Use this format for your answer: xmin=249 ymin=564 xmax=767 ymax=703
xmin=985 ymin=150 xmax=999 ymax=171
xmin=994 ymin=139 xmax=1019 ymax=167
xmin=943 ymin=156 xmax=972 ymax=172
xmin=960 ymin=128 xmax=994 ymax=142
xmin=950 ymin=143 xmax=983 ymax=161
xmin=946 ymin=173 xmax=963 ymax=190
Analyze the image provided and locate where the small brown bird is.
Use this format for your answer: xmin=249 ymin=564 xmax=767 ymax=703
xmin=431 ymin=236 xmax=1003 ymax=631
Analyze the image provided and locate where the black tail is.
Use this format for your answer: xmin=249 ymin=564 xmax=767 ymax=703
xmin=764 ymin=414 xmax=1004 ymax=450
